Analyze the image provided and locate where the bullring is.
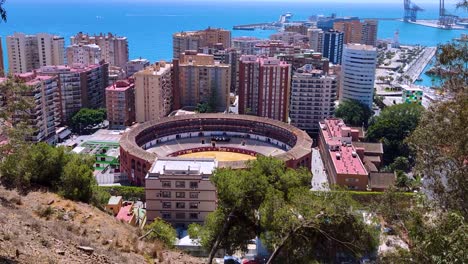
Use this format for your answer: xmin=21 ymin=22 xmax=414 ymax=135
xmin=120 ymin=113 xmax=313 ymax=186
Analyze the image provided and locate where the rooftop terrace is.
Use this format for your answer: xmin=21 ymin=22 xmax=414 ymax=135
xmin=320 ymin=118 xmax=367 ymax=176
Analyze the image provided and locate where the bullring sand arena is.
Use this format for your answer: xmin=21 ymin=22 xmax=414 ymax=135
xmin=179 ymin=151 xmax=256 ymax=162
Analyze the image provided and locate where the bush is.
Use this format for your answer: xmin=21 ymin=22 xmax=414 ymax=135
xmin=60 ymin=156 xmax=96 ymax=203
xmin=144 ymin=219 xmax=177 ymax=247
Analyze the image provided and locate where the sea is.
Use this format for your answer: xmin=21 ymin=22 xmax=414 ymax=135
xmin=1 ymin=0 xmax=467 ymax=86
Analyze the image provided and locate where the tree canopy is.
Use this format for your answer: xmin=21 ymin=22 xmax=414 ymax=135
xmin=379 ymin=2 xmax=467 ymax=261
xmin=366 ymin=103 xmax=424 ymax=165
xmin=335 ymin=99 xmax=374 ymax=126
xmin=144 ymin=219 xmax=177 ymax=247
xmin=0 ymin=142 xmax=107 ymax=204
xmin=69 ymin=108 xmax=106 ymax=133
xmin=189 ymin=157 xmax=377 ymax=263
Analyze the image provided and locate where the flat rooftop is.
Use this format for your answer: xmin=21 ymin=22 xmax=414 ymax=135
xmin=345 ymin=43 xmax=376 ymax=51
xmin=149 ymin=157 xmax=218 ymax=176
xmin=320 ymin=118 xmax=367 ymax=176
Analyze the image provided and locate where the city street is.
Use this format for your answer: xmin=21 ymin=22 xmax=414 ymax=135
xmin=311 ymin=148 xmax=330 ymax=191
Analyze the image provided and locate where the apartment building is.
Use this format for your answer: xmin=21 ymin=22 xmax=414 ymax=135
xmin=7 ymin=33 xmax=65 ymax=74
xmin=146 ymin=158 xmax=218 ymax=227
xmin=269 ymin=31 xmax=308 ymax=45
xmin=254 ymin=41 xmax=300 ymax=57
xmin=70 ymin=32 xmax=129 ymax=68
xmin=307 ymin=27 xmax=324 ymax=53
xmin=173 ymin=51 xmax=230 ymax=112
xmin=106 ymin=79 xmax=135 ymax=129
xmin=340 ymin=44 xmax=377 ymax=109
xmin=38 ymin=62 xmax=109 ymax=123
xmin=125 ymin=58 xmax=150 ymax=77
xmin=277 ymin=50 xmax=330 ymax=72
xmin=173 ymin=28 xmax=231 ymax=58
xmin=318 ymin=118 xmax=368 ymax=190
xmin=333 ymin=19 xmax=378 ymax=47
xmin=322 ymin=30 xmax=344 ymax=65
xmin=238 ymin=55 xmax=291 ymax=122
xmin=66 ymin=44 xmax=101 ymax=65
xmin=134 ymin=61 xmax=173 ymax=123
xmin=290 ymin=65 xmax=338 ymax=134
xmin=15 ymin=72 xmax=60 ymax=144
xmin=232 ymin=36 xmax=264 ymax=55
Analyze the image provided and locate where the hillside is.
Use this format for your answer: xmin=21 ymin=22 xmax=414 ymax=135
xmin=0 ymin=187 xmax=204 ymax=264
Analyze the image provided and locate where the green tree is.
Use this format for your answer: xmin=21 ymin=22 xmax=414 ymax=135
xmin=381 ymin=3 xmax=467 ymax=262
xmin=366 ymin=103 xmax=424 ymax=165
xmin=0 ymin=143 xmax=67 ymax=192
xmin=335 ymin=99 xmax=373 ymax=126
xmin=195 ymin=102 xmax=209 ymax=113
xmin=261 ymin=188 xmax=377 ymax=263
xmin=408 ymin=29 xmax=467 ymax=216
xmin=70 ymin=108 xmax=106 ymax=133
xmin=191 ymin=157 xmax=376 ymax=263
xmin=59 ymin=154 xmax=96 ymax=203
xmin=0 ymin=77 xmax=35 ymax=158
xmin=391 ymin=156 xmax=411 ymax=172
xmin=144 ymin=219 xmax=177 ymax=247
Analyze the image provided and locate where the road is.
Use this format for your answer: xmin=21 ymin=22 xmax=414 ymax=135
xmin=311 ymin=148 xmax=330 ymax=191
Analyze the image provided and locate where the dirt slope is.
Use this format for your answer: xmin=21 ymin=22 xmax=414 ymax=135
xmin=0 ymin=187 xmax=204 ymax=264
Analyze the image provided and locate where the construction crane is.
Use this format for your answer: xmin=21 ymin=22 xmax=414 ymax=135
xmin=403 ymin=0 xmax=424 ymax=22
xmin=439 ymin=0 xmax=458 ymax=29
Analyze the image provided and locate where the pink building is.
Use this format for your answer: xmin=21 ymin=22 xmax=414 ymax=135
xmin=318 ymin=118 xmax=368 ymax=190
xmin=106 ymin=79 xmax=135 ymax=129
xmin=38 ymin=62 xmax=109 ymax=123
xmin=238 ymin=56 xmax=291 ymax=122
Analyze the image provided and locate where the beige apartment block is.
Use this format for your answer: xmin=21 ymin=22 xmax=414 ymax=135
xmin=66 ymin=44 xmax=102 ymax=65
xmin=134 ymin=61 xmax=173 ymax=123
xmin=7 ymin=33 xmax=65 ymax=74
xmin=172 ymin=27 xmax=231 ymax=58
xmin=174 ymin=51 xmax=230 ymax=112
xmin=145 ymin=158 xmax=218 ymax=227
xmin=71 ymin=32 xmax=129 ymax=68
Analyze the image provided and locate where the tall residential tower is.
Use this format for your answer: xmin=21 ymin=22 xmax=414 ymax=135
xmin=340 ymin=44 xmax=377 ymax=109
xmin=7 ymin=33 xmax=65 ymax=74
xmin=134 ymin=62 xmax=173 ymax=123
xmin=238 ymin=55 xmax=291 ymax=122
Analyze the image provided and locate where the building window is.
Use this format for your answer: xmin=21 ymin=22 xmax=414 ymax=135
xmin=176 ymin=192 xmax=185 ymax=198
xmin=162 ymin=191 xmax=171 ymax=198
xmin=189 ymin=202 xmax=199 ymax=209
xmin=176 ymin=181 xmax=186 ymax=188
xmin=190 ymin=192 xmax=199 ymax=199
xmin=162 ymin=181 xmax=171 ymax=188
xmin=162 ymin=212 xmax=171 ymax=219
xmin=162 ymin=202 xmax=171 ymax=209
xmin=189 ymin=213 xmax=198 ymax=220
xmin=190 ymin=182 xmax=198 ymax=189
xmin=176 ymin=202 xmax=185 ymax=209
xmin=176 ymin=213 xmax=185 ymax=219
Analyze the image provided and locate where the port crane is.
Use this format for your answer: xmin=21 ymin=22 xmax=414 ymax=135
xmin=403 ymin=0 xmax=424 ymax=22
xmin=439 ymin=0 xmax=458 ymax=29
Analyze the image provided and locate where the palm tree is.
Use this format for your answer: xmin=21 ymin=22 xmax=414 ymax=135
xmin=0 ymin=0 xmax=6 ymax=23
